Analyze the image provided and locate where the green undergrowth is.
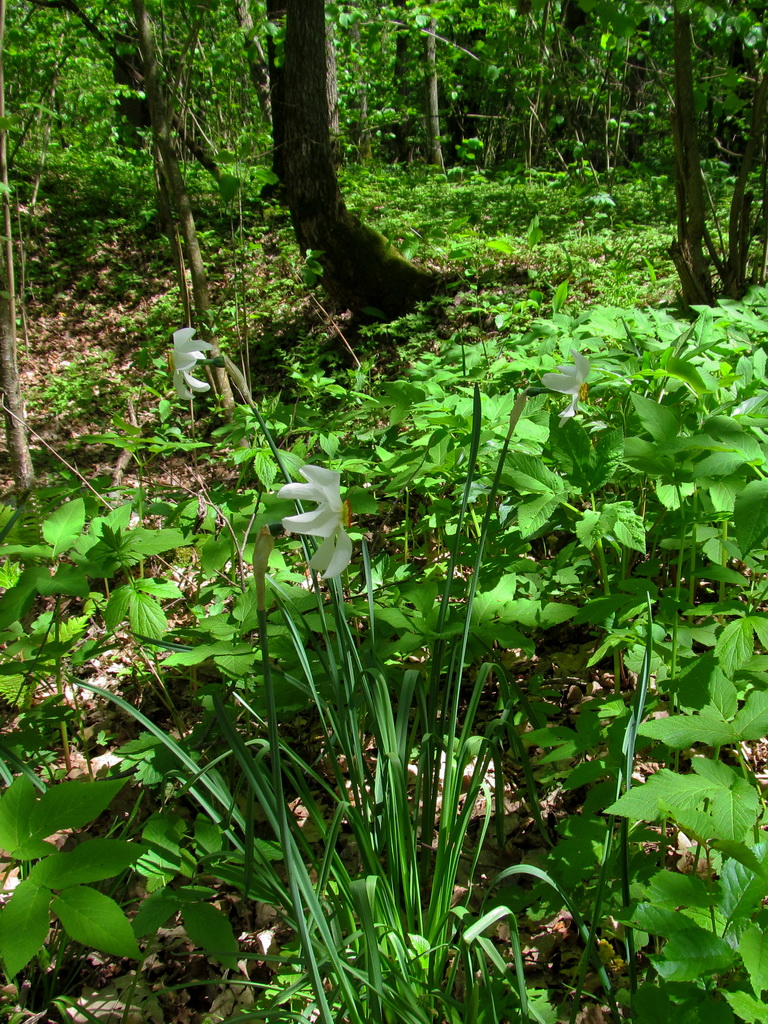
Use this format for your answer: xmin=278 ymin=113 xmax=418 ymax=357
xmin=3 ymin=272 xmax=768 ymax=1021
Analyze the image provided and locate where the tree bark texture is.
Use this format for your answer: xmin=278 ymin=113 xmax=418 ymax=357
xmin=670 ymin=10 xmax=715 ymax=306
xmin=132 ymin=0 xmax=234 ymax=415
xmin=326 ymin=16 xmax=340 ymax=167
xmin=0 ymin=0 xmax=34 ymax=494
xmin=283 ymin=0 xmax=436 ymax=317
xmin=424 ymin=18 xmax=444 ymax=169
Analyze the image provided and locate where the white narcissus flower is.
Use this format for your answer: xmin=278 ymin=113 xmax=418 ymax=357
xmin=542 ymin=349 xmax=590 ymax=422
xmin=173 ymin=327 xmax=212 ymax=400
xmin=278 ymin=465 xmax=353 ymax=580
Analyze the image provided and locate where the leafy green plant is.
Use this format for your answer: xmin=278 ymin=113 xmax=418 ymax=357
xmin=0 ymin=777 xmax=141 ymax=979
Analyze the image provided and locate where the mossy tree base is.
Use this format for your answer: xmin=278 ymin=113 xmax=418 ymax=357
xmin=317 ymin=214 xmax=438 ymax=318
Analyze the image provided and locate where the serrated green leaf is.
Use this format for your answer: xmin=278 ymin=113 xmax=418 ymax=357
xmin=654 ymin=928 xmax=734 ymax=982
xmin=716 ymin=617 xmax=755 ymax=676
xmin=711 ymin=778 xmax=760 ymax=842
xmin=723 ymin=989 xmax=768 ymax=1023
xmin=128 ymin=591 xmax=168 ymax=638
xmin=739 ymin=924 xmax=768 ymax=996
xmin=733 ymin=690 xmax=768 ymax=741
xmin=639 ymin=711 xmax=734 ymax=749
xmin=735 ymin=478 xmax=768 ymax=556
xmin=0 ymin=879 xmax=51 ymax=976
xmin=517 ymin=493 xmax=560 ymax=536
xmin=42 ymin=498 xmax=86 ymax=557
xmin=52 ymin=885 xmax=141 ymax=959
xmin=589 ymin=428 xmax=623 ymax=489
xmin=182 ymin=901 xmax=240 ymax=970
xmin=606 ymin=769 xmax=715 ymax=821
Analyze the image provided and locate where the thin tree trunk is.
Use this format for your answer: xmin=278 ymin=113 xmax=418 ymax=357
xmin=0 ymin=0 xmax=34 ymax=494
xmin=722 ymin=72 xmax=768 ymax=297
xmin=132 ymin=0 xmax=234 ymax=416
xmin=234 ymin=0 xmax=272 ymax=123
xmin=349 ymin=20 xmax=372 ymax=161
xmin=266 ymin=0 xmax=287 ymax=184
xmin=424 ymin=17 xmax=444 ymax=169
xmin=670 ymin=10 xmax=715 ymax=306
xmin=392 ymin=0 xmax=412 ymax=162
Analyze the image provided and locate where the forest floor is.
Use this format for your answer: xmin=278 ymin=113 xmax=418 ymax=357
xmin=2 ymin=155 xmax=743 ymax=1024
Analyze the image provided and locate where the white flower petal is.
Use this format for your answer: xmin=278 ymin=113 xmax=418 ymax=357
xmin=541 ymin=371 xmax=579 ymax=395
xmin=570 ymin=349 xmax=590 ymax=382
xmin=182 ymin=371 xmax=210 ymax=393
xmin=174 ymin=372 xmax=193 ymax=400
xmin=558 ymin=394 xmax=580 ymax=421
xmin=283 ymin=505 xmax=340 ymax=537
xmin=278 ymin=481 xmax=327 ymax=503
xmin=298 ymin=466 xmax=343 ymax=510
xmin=309 ymin=529 xmax=353 ymax=579
xmin=173 ymin=327 xmax=197 ymax=346
xmin=173 ymin=328 xmax=213 ymax=355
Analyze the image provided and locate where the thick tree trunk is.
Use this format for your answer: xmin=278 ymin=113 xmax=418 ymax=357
xmin=283 ymin=0 xmax=436 ymax=317
xmin=132 ymin=0 xmax=234 ymax=415
xmin=670 ymin=10 xmax=715 ymax=306
xmin=0 ymin=0 xmax=34 ymax=494
xmin=424 ymin=17 xmax=444 ymax=169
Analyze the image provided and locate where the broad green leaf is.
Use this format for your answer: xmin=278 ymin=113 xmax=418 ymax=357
xmin=625 ymin=903 xmax=692 ymax=937
xmin=589 ymin=428 xmax=623 ymax=490
xmin=716 ymin=617 xmax=755 ymax=676
xmin=29 ymin=779 xmax=125 ymax=839
xmin=639 ymin=711 xmax=734 ymax=749
xmin=732 ymin=690 xmax=768 ymax=742
xmin=606 ymin=769 xmax=715 ymax=822
xmin=654 ymin=928 xmax=734 ymax=982
xmin=645 ymin=870 xmax=717 ymax=910
xmin=42 ymin=498 xmax=86 ymax=558
xmin=664 ymin=356 xmax=708 ymax=396
xmin=630 ymin=393 xmax=679 ymax=444
xmin=710 ymin=778 xmax=760 ymax=842
xmin=217 ymin=172 xmax=241 ymax=203
xmin=552 ymin=278 xmax=568 ymax=314
xmin=132 ymin=888 xmax=182 ymax=939
xmin=52 ymin=885 xmax=141 ymax=959
xmin=735 ymin=479 xmax=768 ymax=556
xmin=739 ymin=924 xmax=768 ymax=996
xmin=106 ymin=586 xmax=168 ymax=639
xmin=0 ymin=879 xmax=52 ymax=977
xmin=35 ymin=565 xmax=90 ymax=598
xmin=548 ymin=415 xmax=592 ymax=489
xmin=0 ymin=776 xmax=43 ymax=857
xmin=609 ymin=502 xmax=646 ymax=553
xmin=723 ymin=989 xmax=768 ymax=1023
xmin=122 ymin=527 xmax=186 ymax=561
xmin=28 ymin=840 xmax=142 ymax=889
xmin=517 ymin=493 xmax=560 ymax=536
xmin=182 ymin=901 xmax=240 ymax=970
